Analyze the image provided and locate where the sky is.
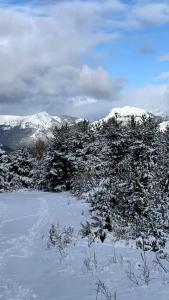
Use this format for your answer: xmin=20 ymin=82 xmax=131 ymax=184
xmin=0 ymin=0 xmax=169 ymax=119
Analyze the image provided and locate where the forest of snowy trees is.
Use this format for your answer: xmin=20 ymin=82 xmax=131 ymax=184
xmin=1 ymin=115 xmax=169 ymax=253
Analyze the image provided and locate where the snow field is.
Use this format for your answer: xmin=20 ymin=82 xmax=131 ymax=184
xmin=0 ymin=192 xmax=169 ymax=300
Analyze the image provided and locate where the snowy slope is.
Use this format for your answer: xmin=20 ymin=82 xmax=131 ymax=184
xmin=0 ymin=111 xmax=62 ymax=132
xmin=0 ymin=112 xmax=61 ymax=141
xmin=0 ymin=112 xmax=82 ymax=129
xmin=0 ymin=191 xmax=169 ymax=300
xmin=159 ymin=120 xmax=169 ymax=132
xmin=0 ymin=112 xmax=57 ymax=129
xmin=0 ymin=112 xmax=82 ymax=148
xmin=104 ymin=106 xmax=151 ymax=122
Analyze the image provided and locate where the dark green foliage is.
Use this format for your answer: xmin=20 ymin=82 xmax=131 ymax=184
xmin=79 ymin=117 xmax=169 ymax=252
xmin=0 ymin=150 xmax=10 ymax=192
xmin=2 ymin=115 xmax=169 ymax=252
xmin=0 ymin=148 xmax=34 ymax=191
xmin=43 ymin=125 xmax=74 ymax=191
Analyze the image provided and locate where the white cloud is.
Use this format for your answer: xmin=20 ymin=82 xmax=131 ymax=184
xmin=132 ymin=3 xmax=169 ymax=25
xmin=78 ymin=65 xmax=123 ymax=100
xmin=0 ymin=0 xmax=169 ymax=117
xmin=158 ymin=53 xmax=169 ymax=62
xmin=112 ymin=2 xmax=169 ymax=29
xmin=0 ymin=1 xmax=123 ymax=116
xmin=69 ymin=96 xmax=97 ymax=107
xmin=120 ymin=84 xmax=169 ymax=115
xmin=154 ymin=71 xmax=169 ymax=81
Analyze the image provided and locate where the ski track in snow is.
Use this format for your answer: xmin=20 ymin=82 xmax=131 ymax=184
xmin=0 ymin=194 xmax=50 ymax=300
xmin=0 ymin=192 xmax=169 ymax=300
xmin=0 ymin=197 xmax=48 ymax=259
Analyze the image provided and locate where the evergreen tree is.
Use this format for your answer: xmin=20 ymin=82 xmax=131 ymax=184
xmin=44 ymin=125 xmax=74 ymax=191
xmin=8 ymin=149 xmax=34 ymax=190
xmin=0 ymin=150 xmax=10 ymax=192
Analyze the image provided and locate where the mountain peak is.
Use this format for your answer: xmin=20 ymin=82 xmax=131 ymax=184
xmin=104 ymin=106 xmax=151 ymax=122
xmin=0 ymin=112 xmax=81 ymax=150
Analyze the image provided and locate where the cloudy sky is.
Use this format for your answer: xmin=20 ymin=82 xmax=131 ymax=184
xmin=0 ymin=0 xmax=169 ymax=119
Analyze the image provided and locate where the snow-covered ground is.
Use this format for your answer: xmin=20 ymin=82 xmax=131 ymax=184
xmin=0 ymin=192 xmax=169 ymax=300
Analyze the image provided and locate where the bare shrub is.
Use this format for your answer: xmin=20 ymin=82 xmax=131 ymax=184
xmin=47 ymin=223 xmax=74 ymax=255
xmin=31 ymin=139 xmax=46 ymax=160
xmin=83 ymin=251 xmax=98 ymax=272
xmin=112 ymin=247 xmax=118 ymax=264
xmin=95 ymin=279 xmax=117 ymax=300
xmin=126 ymin=263 xmax=140 ymax=286
xmin=126 ymin=251 xmax=152 ymax=286
xmin=140 ymin=251 xmax=152 ymax=285
xmin=153 ymin=252 xmax=169 ymax=273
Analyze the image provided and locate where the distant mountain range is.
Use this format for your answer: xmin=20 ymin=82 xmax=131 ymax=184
xmin=0 ymin=106 xmax=168 ymax=151
xmin=0 ymin=112 xmax=82 ymax=151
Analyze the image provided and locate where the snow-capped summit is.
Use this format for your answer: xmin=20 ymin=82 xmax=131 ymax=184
xmin=0 ymin=112 xmax=81 ymax=150
xmin=22 ymin=112 xmax=53 ymax=129
xmin=104 ymin=106 xmax=151 ymax=122
xmin=0 ymin=111 xmax=59 ymax=129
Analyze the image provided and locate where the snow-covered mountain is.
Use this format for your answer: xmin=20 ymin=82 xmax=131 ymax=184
xmin=0 ymin=112 xmax=83 ymax=129
xmin=104 ymin=106 xmax=152 ymax=123
xmin=0 ymin=112 xmax=81 ymax=150
xmin=103 ymin=106 xmax=169 ymax=133
xmin=0 ymin=112 xmax=57 ymax=129
xmin=0 ymin=106 xmax=166 ymax=151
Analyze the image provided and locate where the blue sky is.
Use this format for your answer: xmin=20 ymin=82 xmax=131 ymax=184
xmin=0 ymin=0 xmax=169 ymax=118
xmin=102 ymin=25 xmax=169 ymax=87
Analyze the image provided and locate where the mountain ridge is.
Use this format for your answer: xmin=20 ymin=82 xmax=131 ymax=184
xmin=0 ymin=106 xmax=167 ymax=151
xmin=0 ymin=112 xmax=82 ymax=151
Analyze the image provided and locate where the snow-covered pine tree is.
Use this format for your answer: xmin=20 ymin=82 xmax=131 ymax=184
xmin=8 ymin=149 xmax=34 ymax=190
xmin=44 ymin=124 xmax=74 ymax=192
xmin=82 ymin=115 xmax=169 ymax=251
xmin=0 ymin=149 xmax=10 ymax=192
